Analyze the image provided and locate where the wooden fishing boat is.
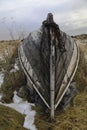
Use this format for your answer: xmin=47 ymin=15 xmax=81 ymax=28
xmin=18 ymin=13 xmax=79 ymax=120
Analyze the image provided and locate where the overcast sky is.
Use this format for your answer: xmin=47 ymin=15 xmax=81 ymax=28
xmin=0 ymin=0 xmax=87 ymax=40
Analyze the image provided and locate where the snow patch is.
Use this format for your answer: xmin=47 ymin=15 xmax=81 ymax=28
xmin=0 ymin=91 xmax=37 ymax=130
xmin=0 ymin=72 xmax=4 ymax=100
xmin=10 ymin=59 xmax=19 ymax=73
xmin=24 ymin=111 xmax=36 ymax=130
xmin=14 ymin=63 xmax=19 ymax=71
xmin=0 ymin=72 xmax=4 ymax=88
xmin=0 ymin=93 xmax=3 ymax=100
xmin=0 ymin=55 xmax=4 ymax=61
xmin=13 ymin=91 xmax=23 ymax=103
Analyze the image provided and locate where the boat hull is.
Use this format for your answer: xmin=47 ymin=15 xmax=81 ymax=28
xmin=18 ymin=26 xmax=79 ymax=113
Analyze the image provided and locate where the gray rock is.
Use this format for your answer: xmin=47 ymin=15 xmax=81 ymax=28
xmin=17 ymin=86 xmax=29 ymax=99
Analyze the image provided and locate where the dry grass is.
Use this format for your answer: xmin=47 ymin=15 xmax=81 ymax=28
xmin=0 ymin=37 xmax=87 ymax=130
xmin=0 ymin=40 xmax=26 ymax=103
xmin=35 ymin=93 xmax=87 ymax=130
xmin=74 ymin=43 xmax=87 ymax=92
xmin=0 ymin=40 xmax=19 ymax=71
xmin=1 ymin=70 xmax=26 ymax=103
xmin=0 ymin=40 xmax=28 ymax=130
xmin=0 ymin=105 xmax=27 ymax=130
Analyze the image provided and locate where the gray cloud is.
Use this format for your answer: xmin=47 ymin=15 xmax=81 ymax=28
xmin=0 ymin=0 xmax=87 ymax=40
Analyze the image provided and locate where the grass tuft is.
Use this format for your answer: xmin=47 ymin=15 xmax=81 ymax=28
xmin=0 ymin=40 xmax=26 ymax=103
xmin=0 ymin=105 xmax=27 ymax=130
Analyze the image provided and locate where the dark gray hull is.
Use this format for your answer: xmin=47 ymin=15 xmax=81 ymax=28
xmin=18 ymin=26 xmax=79 ymax=118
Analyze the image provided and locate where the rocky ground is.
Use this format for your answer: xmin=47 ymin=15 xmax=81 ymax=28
xmin=0 ymin=34 xmax=87 ymax=130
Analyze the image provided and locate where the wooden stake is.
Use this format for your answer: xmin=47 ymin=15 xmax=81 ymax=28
xmin=50 ymin=30 xmax=55 ymax=120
